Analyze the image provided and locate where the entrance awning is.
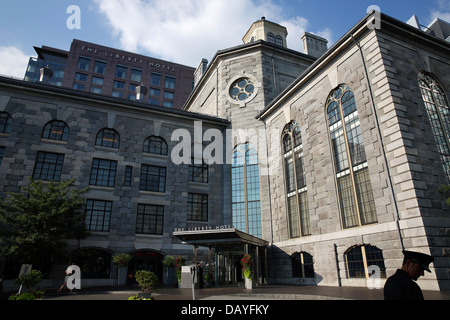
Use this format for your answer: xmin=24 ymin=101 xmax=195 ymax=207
xmin=173 ymin=228 xmax=269 ymax=248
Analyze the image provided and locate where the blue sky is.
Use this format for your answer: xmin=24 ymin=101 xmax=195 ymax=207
xmin=0 ymin=0 xmax=449 ymax=78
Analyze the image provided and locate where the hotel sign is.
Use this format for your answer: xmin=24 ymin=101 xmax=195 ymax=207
xmin=80 ymin=44 xmax=177 ymax=72
xmin=173 ymin=225 xmax=234 ymax=232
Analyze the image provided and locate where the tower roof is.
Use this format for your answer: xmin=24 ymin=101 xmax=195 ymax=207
xmin=242 ymin=17 xmax=288 ymax=47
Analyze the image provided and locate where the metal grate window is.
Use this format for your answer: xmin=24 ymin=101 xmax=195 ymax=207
xmin=84 ymin=200 xmax=112 ymax=232
xmin=231 ymin=143 xmax=262 ymax=238
xmin=345 ymin=245 xmax=386 ymax=279
xmin=89 ymin=158 xmax=117 ymax=187
xmin=32 ymin=151 xmax=65 ymax=182
xmin=139 ymin=164 xmax=166 ymax=192
xmin=136 ymin=204 xmax=164 ymax=235
xmin=418 ymin=72 xmax=450 ymax=181
xmin=188 ymin=193 xmax=208 ymax=222
xmin=0 ymin=112 xmax=12 ymax=134
xmin=143 ymin=136 xmax=168 ymax=156
xmin=291 ymin=252 xmax=314 ymax=278
xmin=96 ymin=128 xmax=120 ymax=149
xmin=283 ymin=121 xmax=310 ymax=238
xmin=42 ymin=120 xmax=69 ymax=141
xmin=327 ymin=85 xmax=377 ymax=229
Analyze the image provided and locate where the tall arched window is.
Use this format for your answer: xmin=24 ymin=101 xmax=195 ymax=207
xmin=327 ymin=84 xmax=377 ymax=229
xmin=418 ymin=72 xmax=450 ymax=181
xmin=0 ymin=112 xmax=12 ymax=134
xmin=143 ymin=136 xmax=168 ymax=156
xmin=282 ymin=121 xmax=310 ymax=238
xmin=42 ymin=120 xmax=69 ymax=141
xmin=267 ymin=32 xmax=275 ymax=44
xmin=96 ymin=128 xmax=120 ymax=149
xmin=232 ymin=143 xmax=262 ymax=238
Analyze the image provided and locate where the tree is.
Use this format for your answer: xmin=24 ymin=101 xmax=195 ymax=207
xmin=439 ymin=184 xmax=450 ymax=207
xmin=0 ymin=178 xmax=89 ymax=274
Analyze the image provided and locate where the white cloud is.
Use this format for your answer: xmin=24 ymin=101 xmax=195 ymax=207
xmin=0 ymin=46 xmax=29 ymax=79
xmin=92 ymin=0 xmax=331 ymax=67
xmin=428 ymin=0 xmax=450 ymax=24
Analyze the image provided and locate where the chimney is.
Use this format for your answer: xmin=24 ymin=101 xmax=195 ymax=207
xmin=194 ymin=58 xmax=208 ymax=87
xmin=301 ymin=32 xmax=328 ymax=58
xmin=136 ymin=84 xmax=148 ymax=102
xmin=39 ymin=67 xmax=53 ymax=84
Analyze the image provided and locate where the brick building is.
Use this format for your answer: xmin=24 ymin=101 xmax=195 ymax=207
xmin=24 ymin=39 xmax=195 ymax=109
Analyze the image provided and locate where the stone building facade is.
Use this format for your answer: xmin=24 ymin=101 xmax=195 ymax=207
xmin=258 ymin=13 xmax=450 ymax=291
xmin=1 ymin=11 xmax=449 ymax=291
xmin=185 ymin=13 xmax=450 ymax=290
xmin=0 ymin=77 xmax=228 ymax=287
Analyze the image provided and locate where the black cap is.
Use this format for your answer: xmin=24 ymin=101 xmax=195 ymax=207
xmin=403 ymin=251 xmax=434 ymax=272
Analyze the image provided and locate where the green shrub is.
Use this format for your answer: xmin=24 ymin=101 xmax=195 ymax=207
xmin=9 ymin=292 xmax=37 ymax=300
xmin=134 ymin=270 xmax=158 ymax=293
xmin=14 ymin=270 xmax=43 ymax=290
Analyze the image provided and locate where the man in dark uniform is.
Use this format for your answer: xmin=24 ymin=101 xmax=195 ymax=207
xmin=384 ymin=250 xmax=434 ymax=300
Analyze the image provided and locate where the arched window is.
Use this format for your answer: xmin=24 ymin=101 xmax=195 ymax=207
xmin=42 ymin=120 xmax=69 ymax=141
xmin=143 ymin=136 xmax=168 ymax=156
xmin=96 ymin=128 xmax=120 ymax=149
xmin=418 ymin=72 xmax=450 ymax=181
xmin=291 ymin=252 xmax=314 ymax=278
xmin=282 ymin=121 xmax=310 ymax=238
xmin=0 ymin=112 xmax=12 ymax=134
xmin=232 ymin=143 xmax=262 ymax=238
xmin=71 ymin=248 xmax=112 ymax=279
xmin=327 ymin=84 xmax=377 ymax=229
xmin=345 ymin=245 xmax=386 ymax=279
xmin=275 ymin=35 xmax=283 ymax=47
xmin=267 ymin=32 xmax=275 ymax=44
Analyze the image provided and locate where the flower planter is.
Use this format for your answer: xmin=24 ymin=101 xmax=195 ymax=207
xmin=244 ymin=277 xmax=252 ymax=290
xmin=138 ymin=292 xmax=152 ymax=300
xmin=118 ymin=266 xmax=128 ymax=286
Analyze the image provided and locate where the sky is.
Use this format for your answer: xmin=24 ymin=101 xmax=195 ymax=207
xmin=0 ymin=0 xmax=449 ymax=79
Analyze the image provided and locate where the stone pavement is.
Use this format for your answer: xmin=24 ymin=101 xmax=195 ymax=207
xmin=42 ymin=284 xmax=450 ymax=301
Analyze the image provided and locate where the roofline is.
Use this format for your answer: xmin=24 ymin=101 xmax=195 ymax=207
xmin=71 ymin=39 xmax=196 ymax=70
xmin=256 ymin=11 xmax=450 ymax=121
xmin=33 ymin=46 xmax=69 ymax=59
xmin=182 ymin=40 xmax=316 ymax=111
xmin=0 ymin=76 xmax=229 ymax=127
xmin=242 ymin=17 xmax=288 ymax=42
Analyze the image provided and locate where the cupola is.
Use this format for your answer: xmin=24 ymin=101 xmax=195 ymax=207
xmin=243 ymin=17 xmax=288 ymax=48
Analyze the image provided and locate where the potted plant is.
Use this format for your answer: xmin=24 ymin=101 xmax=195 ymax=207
xmin=10 ymin=270 xmax=44 ymax=299
xmin=175 ymin=256 xmax=185 ymax=287
xmin=113 ymin=253 xmax=132 ymax=286
xmin=204 ymin=273 xmax=212 ymax=287
xmin=241 ymin=254 xmax=253 ymax=289
xmin=14 ymin=269 xmax=43 ymax=292
xmin=162 ymin=255 xmax=176 ymax=287
xmin=134 ymin=270 xmax=158 ymax=299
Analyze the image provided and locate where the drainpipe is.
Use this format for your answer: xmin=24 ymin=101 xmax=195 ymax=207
xmin=334 ymin=243 xmax=342 ymax=286
xmin=351 ymin=33 xmax=405 ymax=251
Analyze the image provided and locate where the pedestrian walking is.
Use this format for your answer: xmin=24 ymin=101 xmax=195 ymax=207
xmin=57 ymin=262 xmax=77 ymax=293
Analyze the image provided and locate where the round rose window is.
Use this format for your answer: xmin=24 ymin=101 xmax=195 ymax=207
xmin=229 ymin=78 xmax=255 ymax=102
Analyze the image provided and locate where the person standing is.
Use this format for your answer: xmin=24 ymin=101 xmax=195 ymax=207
xmin=384 ymin=251 xmax=434 ymax=300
